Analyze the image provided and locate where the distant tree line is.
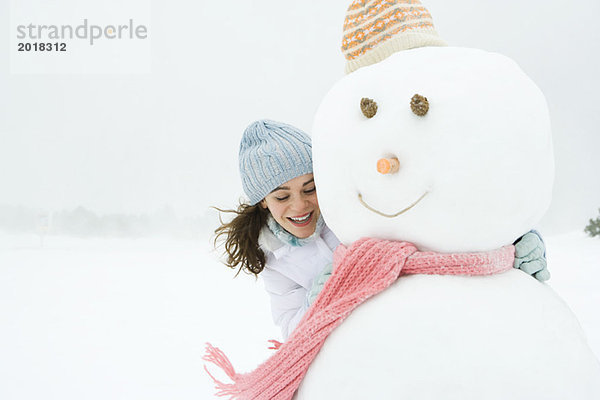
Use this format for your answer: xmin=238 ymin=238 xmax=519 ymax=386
xmin=0 ymin=205 xmax=218 ymax=239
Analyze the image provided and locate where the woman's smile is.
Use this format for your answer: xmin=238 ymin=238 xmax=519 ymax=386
xmin=287 ymin=211 xmax=314 ymax=227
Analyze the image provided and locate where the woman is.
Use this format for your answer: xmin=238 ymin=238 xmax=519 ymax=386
xmin=215 ymin=120 xmax=337 ymax=339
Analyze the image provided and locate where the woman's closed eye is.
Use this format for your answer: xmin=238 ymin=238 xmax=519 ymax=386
xmin=273 ymin=186 xmax=315 ymax=201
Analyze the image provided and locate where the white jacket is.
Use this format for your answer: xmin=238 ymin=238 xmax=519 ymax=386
xmin=258 ymin=219 xmax=340 ymax=339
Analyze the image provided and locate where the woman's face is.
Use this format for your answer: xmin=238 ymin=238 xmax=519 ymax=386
xmin=260 ymin=173 xmax=320 ymax=239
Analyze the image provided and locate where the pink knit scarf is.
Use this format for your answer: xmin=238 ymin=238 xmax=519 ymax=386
xmin=204 ymin=238 xmax=514 ymax=400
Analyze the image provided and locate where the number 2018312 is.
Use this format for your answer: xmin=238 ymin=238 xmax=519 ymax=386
xmin=18 ymin=42 xmax=67 ymax=51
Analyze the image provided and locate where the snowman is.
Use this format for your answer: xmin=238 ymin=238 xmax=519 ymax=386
xmin=296 ymin=1 xmax=600 ymax=399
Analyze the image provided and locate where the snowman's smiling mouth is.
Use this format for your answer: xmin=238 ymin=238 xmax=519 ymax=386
xmin=357 ymin=192 xmax=428 ymax=218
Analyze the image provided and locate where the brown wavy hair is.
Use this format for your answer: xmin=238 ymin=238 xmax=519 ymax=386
xmin=213 ymin=202 xmax=269 ymax=277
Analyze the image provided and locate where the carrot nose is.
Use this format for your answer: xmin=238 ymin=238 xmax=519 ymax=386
xmin=377 ymin=157 xmax=400 ymax=174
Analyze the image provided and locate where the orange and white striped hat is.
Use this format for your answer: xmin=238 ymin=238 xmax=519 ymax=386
xmin=342 ymin=0 xmax=446 ymax=73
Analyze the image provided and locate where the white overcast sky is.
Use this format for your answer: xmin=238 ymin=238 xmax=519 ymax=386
xmin=1 ymin=0 xmax=599 ymax=233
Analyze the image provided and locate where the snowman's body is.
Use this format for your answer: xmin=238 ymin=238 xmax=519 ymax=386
xmin=299 ymin=47 xmax=600 ymax=398
xmin=298 ymin=271 xmax=600 ymax=399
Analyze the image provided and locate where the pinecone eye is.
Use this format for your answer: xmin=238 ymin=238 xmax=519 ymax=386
xmin=360 ymin=97 xmax=377 ymax=118
xmin=410 ymin=94 xmax=429 ymax=116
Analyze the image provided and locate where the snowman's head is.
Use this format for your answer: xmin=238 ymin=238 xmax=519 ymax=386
xmin=312 ymin=46 xmax=553 ymax=252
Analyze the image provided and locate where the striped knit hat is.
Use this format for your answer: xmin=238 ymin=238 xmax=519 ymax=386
xmin=342 ymin=0 xmax=446 ymax=73
xmin=239 ymin=120 xmax=313 ymax=205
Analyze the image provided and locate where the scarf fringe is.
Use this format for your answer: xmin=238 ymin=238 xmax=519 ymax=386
xmin=268 ymin=340 xmax=283 ymax=350
xmin=203 ymin=343 xmax=237 ymax=380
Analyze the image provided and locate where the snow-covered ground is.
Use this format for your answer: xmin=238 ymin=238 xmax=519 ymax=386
xmin=0 ymin=231 xmax=598 ymax=399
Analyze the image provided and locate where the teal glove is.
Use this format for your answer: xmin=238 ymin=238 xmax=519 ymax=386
xmin=306 ymin=263 xmax=333 ymax=306
xmin=513 ymin=230 xmax=550 ymax=282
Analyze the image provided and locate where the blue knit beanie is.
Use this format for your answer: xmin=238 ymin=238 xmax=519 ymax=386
xmin=239 ymin=120 xmax=313 ymax=205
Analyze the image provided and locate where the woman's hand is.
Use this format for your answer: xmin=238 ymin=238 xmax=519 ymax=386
xmin=307 ymin=263 xmax=333 ymax=306
xmin=514 ymin=230 xmax=550 ymax=282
